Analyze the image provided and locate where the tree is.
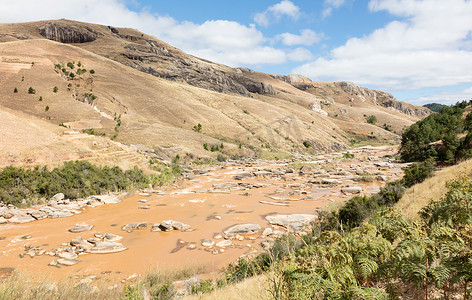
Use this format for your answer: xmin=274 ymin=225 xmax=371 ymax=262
xmin=13 ymin=87 xmax=18 ymax=93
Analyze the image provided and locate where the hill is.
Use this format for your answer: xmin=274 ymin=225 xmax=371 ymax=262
xmin=0 ymin=19 xmax=430 ymax=167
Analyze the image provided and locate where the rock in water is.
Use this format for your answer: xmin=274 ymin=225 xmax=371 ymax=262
xmin=265 ymin=214 xmax=317 ymax=232
xmin=121 ymin=222 xmax=147 ymax=231
xmin=89 ymin=241 xmax=127 ymax=254
xmin=223 ymin=223 xmax=261 ymax=238
xmin=68 ymin=224 xmax=94 ymax=233
xmin=8 ymin=214 xmax=35 ymax=224
xmin=341 ymin=186 xmax=362 ymax=194
xmin=201 ymin=239 xmax=215 ymax=247
xmin=56 ymin=258 xmax=79 ymax=266
xmin=103 ymin=233 xmax=123 ymax=242
xmin=215 ymin=240 xmax=232 ymax=248
xmin=91 ymin=195 xmax=121 ymax=204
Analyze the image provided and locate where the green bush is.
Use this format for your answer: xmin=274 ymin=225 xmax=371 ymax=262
xmin=0 ymin=161 xmax=163 ymax=206
xmin=13 ymin=88 xmax=18 ymax=93
xmin=302 ymin=141 xmax=311 ymax=148
xmin=193 ymin=123 xmax=202 ymax=133
xmin=366 ymin=115 xmax=377 ymax=125
xmin=89 ymin=69 xmax=95 ymax=74
xmin=28 ymin=87 xmax=35 ymax=94
xmin=53 ymin=86 xmax=58 ymax=93
xmin=401 ymin=158 xmax=435 ymax=188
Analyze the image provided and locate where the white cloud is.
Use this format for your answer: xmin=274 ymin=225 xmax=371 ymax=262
xmin=254 ymin=0 xmax=301 ymax=27
xmin=409 ymin=86 xmax=472 ymax=106
xmin=0 ymin=0 xmax=287 ymax=67
xmin=287 ymin=48 xmax=314 ymax=62
xmin=276 ymin=29 xmax=323 ymax=46
xmin=322 ymin=0 xmax=346 ymax=18
xmin=294 ymin=0 xmax=472 ymax=93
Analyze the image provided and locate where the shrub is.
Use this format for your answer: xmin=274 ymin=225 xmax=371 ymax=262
xmin=193 ymin=123 xmax=202 ymax=133
xmin=39 ymin=96 xmax=43 ymax=101
xmin=45 ymin=106 xmax=49 ymax=111
xmin=0 ymin=161 xmax=163 ymax=206
xmin=67 ymin=62 xmax=74 ymax=69
xmin=203 ymin=143 xmax=208 ymax=151
xmin=53 ymin=86 xmax=58 ymax=93
xmin=366 ymin=115 xmax=377 ymax=125
xmin=303 ymin=141 xmax=311 ymax=148
xmin=343 ymin=151 xmax=354 ymax=159
xmin=28 ymin=87 xmax=35 ymax=94
xmin=338 ymin=196 xmax=378 ymax=228
xmin=89 ymin=69 xmax=95 ymax=74
xmin=401 ymin=158 xmax=435 ymax=188
xmin=13 ymin=87 xmax=18 ymax=93
xmin=217 ymin=154 xmax=226 ymax=162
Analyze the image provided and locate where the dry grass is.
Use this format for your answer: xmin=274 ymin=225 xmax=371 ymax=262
xmin=0 ymin=272 xmax=123 ymax=300
xmin=396 ymin=159 xmax=472 ymax=219
xmin=182 ymin=275 xmax=270 ymax=300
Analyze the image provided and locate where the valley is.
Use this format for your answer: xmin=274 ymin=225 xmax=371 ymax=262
xmin=0 ymin=146 xmax=404 ymax=284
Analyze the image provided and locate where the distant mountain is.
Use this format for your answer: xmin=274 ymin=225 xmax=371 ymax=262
xmin=423 ymin=103 xmax=448 ymax=113
xmin=0 ymin=19 xmax=430 ymax=167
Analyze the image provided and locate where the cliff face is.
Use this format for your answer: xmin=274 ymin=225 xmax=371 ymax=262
xmin=271 ymin=75 xmax=430 ymax=119
xmin=34 ymin=20 xmax=276 ymax=97
xmin=38 ymin=21 xmax=99 ymax=43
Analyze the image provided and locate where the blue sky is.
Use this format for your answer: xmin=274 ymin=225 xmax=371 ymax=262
xmin=2 ymin=0 xmax=472 ymax=105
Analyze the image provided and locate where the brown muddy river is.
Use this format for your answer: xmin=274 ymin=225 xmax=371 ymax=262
xmin=0 ymin=146 xmax=405 ymax=282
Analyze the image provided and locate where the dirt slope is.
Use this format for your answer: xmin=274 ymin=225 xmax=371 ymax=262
xmin=0 ymin=19 xmax=430 ymax=167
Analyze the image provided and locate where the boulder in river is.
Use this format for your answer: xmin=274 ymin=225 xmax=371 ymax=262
xmin=89 ymin=241 xmax=127 ymax=254
xmin=215 ymin=240 xmax=232 ymax=248
xmin=223 ymin=223 xmax=260 ymax=238
xmin=201 ymin=239 xmax=215 ymax=247
xmin=265 ymin=214 xmax=317 ymax=232
xmin=103 ymin=233 xmax=123 ymax=242
xmin=159 ymin=220 xmax=190 ymax=232
xmin=122 ymin=222 xmax=147 ymax=231
xmin=56 ymin=258 xmax=79 ymax=266
xmin=90 ymin=195 xmax=121 ymax=204
xmin=70 ymin=236 xmax=94 ymax=251
xmin=341 ymin=186 xmax=362 ymax=194
xmin=8 ymin=214 xmax=35 ymax=224
xmin=68 ymin=224 xmax=94 ymax=233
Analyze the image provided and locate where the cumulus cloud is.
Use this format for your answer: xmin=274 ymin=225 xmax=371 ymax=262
xmin=294 ymin=0 xmax=472 ymax=93
xmin=322 ymin=0 xmax=346 ymax=18
xmin=254 ymin=0 xmax=301 ymax=27
xmin=287 ymin=48 xmax=314 ymax=62
xmin=0 ymin=0 xmax=287 ymax=67
xmin=276 ymin=29 xmax=323 ymax=46
xmin=409 ymin=86 xmax=472 ymax=106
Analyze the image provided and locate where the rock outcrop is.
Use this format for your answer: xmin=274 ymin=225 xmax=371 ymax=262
xmin=38 ymin=21 xmax=99 ymax=43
